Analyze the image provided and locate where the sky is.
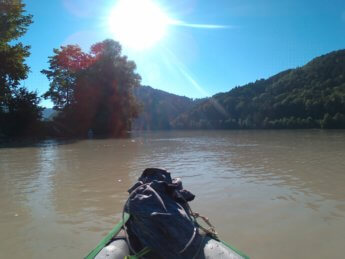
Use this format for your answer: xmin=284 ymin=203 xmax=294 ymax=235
xmin=20 ymin=0 xmax=345 ymax=107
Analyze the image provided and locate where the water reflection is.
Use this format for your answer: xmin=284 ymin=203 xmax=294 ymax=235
xmin=129 ymin=130 xmax=345 ymax=258
xmin=0 ymin=130 xmax=345 ymax=259
xmin=133 ymin=130 xmax=345 ymax=198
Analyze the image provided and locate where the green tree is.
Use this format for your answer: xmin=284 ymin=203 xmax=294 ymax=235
xmin=0 ymin=0 xmax=32 ymax=105
xmin=172 ymin=49 xmax=345 ymax=130
xmin=0 ymin=1 xmax=42 ymax=138
xmin=2 ymin=87 xmax=43 ymax=137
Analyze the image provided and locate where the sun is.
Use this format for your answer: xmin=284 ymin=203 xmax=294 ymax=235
xmin=108 ymin=0 xmax=170 ymax=51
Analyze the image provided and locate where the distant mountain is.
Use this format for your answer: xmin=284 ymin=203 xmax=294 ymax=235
xmin=132 ymin=86 xmax=203 ymax=130
xmin=172 ymin=49 xmax=345 ymax=129
xmin=42 ymin=108 xmax=57 ymax=121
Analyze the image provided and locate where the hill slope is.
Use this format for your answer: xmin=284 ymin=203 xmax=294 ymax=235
xmin=132 ymin=86 xmax=201 ymax=130
xmin=172 ymin=49 xmax=345 ymax=129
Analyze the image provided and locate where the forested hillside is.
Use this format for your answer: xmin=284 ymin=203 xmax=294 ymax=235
xmin=172 ymin=49 xmax=345 ymax=129
xmin=132 ymin=86 xmax=201 ymax=130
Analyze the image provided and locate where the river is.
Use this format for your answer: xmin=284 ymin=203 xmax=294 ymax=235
xmin=0 ymin=130 xmax=345 ymax=258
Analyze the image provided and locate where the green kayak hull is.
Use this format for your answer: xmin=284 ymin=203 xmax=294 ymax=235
xmin=85 ymin=213 xmax=249 ymax=259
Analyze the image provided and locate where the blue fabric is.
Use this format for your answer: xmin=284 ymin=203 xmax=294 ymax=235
xmin=125 ymin=168 xmax=202 ymax=259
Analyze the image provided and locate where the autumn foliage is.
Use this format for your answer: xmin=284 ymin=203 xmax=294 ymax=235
xmin=42 ymin=40 xmax=141 ymax=137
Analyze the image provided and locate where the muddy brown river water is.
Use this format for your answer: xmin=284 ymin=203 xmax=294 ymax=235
xmin=1 ymin=130 xmax=345 ymax=258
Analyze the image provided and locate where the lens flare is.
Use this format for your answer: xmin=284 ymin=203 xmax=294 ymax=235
xmin=108 ymin=0 xmax=170 ymax=50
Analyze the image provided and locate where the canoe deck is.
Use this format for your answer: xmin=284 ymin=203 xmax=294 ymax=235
xmin=95 ymin=230 xmax=247 ymax=259
xmin=85 ymin=213 xmax=249 ymax=259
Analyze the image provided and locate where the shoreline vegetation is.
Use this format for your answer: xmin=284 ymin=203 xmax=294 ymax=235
xmin=1 ymin=2 xmax=345 ymax=143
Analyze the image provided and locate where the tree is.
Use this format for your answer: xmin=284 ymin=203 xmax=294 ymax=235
xmin=0 ymin=0 xmax=32 ymax=105
xmin=77 ymin=40 xmax=141 ymax=136
xmin=2 ymin=87 xmax=43 ymax=137
xmin=0 ymin=1 xmax=42 ymax=138
xmin=41 ymin=45 xmax=94 ymax=110
xmin=42 ymin=39 xmax=141 ymax=137
xmin=172 ymin=49 xmax=345 ymax=130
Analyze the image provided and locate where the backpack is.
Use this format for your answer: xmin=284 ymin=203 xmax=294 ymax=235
xmin=124 ymin=168 xmax=202 ymax=259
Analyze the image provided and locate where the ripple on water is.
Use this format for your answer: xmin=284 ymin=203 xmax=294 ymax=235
xmin=1 ymin=130 xmax=345 ymax=259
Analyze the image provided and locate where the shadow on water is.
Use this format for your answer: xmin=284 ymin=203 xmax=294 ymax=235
xmin=0 ymin=131 xmax=134 ymax=149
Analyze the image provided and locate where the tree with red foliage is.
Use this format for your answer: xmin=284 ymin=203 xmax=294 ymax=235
xmin=42 ymin=39 xmax=141 ymax=137
xmin=42 ymin=45 xmax=94 ymax=110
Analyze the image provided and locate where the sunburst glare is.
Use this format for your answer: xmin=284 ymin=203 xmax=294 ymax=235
xmin=107 ymin=0 xmax=230 ymax=51
xmin=108 ymin=0 xmax=170 ymax=50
